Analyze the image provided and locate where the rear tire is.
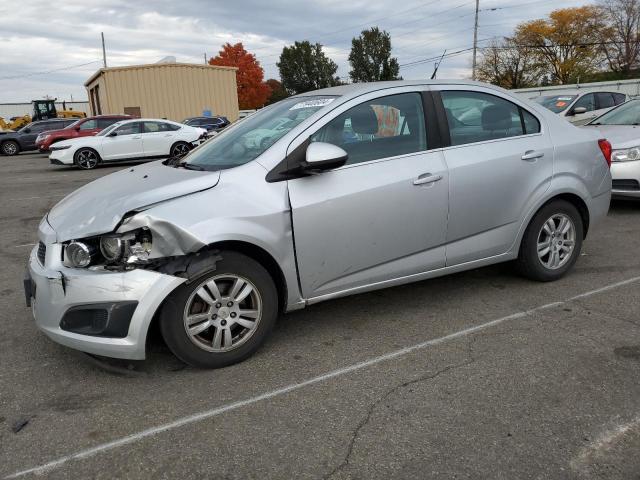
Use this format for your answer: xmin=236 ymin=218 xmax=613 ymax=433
xmin=159 ymin=251 xmax=278 ymax=369
xmin=74 ymin=148 xmax=100 ymax=169
xmin=517 ymin=200 xmax=583 ymax=282
xmin=1 ymin=140 xmax=19 ymax=156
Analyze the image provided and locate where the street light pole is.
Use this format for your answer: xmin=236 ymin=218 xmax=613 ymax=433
xmin=472 ymin=0 xmax=479 ymax=81
xmin=101 ymin=32 xmax=107 ymax=68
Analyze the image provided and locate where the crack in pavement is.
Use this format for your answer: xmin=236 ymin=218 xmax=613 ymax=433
xmin=323 ymin=353 xmax=475 ymax=480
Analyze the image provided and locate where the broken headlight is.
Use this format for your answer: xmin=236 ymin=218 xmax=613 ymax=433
xmin=100 ymin=229 xmax=153 ymax=265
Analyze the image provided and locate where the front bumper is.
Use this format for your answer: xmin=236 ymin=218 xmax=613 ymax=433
xmin=49 ymin=148 xmax=75 ymax=165
xmin=26 ymin=221 xmax=186 ymax=360
xmin=611 ymin=161 xmax=640 ymax=198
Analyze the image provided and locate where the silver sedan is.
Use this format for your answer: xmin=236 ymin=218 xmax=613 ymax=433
xmin=25 ymin=80 xmax=612 ymax=369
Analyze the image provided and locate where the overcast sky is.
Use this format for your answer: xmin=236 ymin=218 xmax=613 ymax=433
xmin=0 ymin=0 xmax=593 ymax=103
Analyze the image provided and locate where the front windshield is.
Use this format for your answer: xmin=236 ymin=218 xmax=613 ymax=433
xmin=19 ymin=123 xmax=35 ymax=133
xmin=184 ymin=96 xmax=337 ymax=171
xmin=590 ymin=99 xmax=640 ymax=125
xmin=97 ymin=122 xmax=123 ymax=136
xmin=65 ymin=120 xmax=81 ymax=129
xmin=534 ymin=95 xmax=578 ymax=113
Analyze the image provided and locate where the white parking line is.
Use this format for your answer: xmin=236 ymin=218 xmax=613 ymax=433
xmin=5 ymin=275 xmax=640 ymax=479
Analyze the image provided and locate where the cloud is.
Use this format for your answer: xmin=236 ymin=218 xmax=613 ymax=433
xmin=0 ymin=0 xmax=592 ymax=102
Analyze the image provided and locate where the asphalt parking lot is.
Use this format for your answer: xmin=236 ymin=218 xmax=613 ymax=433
xmin=1 ymin=152 xmax=640 ymax=479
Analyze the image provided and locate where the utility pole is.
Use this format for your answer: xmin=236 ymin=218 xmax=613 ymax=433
xmin=204 ymin=52 xmax=208 ymax=65
xmin=101 ymin=32 xmax=107 ymax=68
xmin=471 ymin=0 xmax=479 ymax=81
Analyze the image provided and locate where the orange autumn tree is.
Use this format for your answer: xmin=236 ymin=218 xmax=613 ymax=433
xmin=210 ymin=43 xmax=271 ymax=109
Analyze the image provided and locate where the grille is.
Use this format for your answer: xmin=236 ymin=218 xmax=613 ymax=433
xmin=37 ymin=242 xmax=46 ymax=265
xmin=612 ymin=179 xmax=640 ymax=191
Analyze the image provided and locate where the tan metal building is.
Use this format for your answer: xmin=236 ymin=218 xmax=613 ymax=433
xmin=84 ymin=63 xmax=239 ymax=121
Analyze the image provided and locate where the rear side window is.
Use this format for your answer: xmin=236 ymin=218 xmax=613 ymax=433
xmin=441 ymin=91 xmax=539 ymax=146
xmin=311 ymin=92 xmax=427 ymax=166
xmin=144 ymin=121 xmax=180 ymax=132
xmin=613 ymin=93 xmax=626 ymax=105
xmin=596 ymin=93 xmax=615 ymax=109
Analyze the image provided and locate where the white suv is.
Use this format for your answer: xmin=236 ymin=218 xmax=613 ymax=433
xmin=49 ymin=119 xmax=207 ymax=169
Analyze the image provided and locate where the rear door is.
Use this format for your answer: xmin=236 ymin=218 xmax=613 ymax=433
xmin=436 ymin=87 xmax=553 ymax=266
xmin=100 ymin=121 xmax=144 ymax=160
xmin=20 ymin=122 xmax=54 ymax=149
xmin=142 ymin=121 xmax=180 ymax=157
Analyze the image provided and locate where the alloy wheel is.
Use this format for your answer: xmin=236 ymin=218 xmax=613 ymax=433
xmin=3 ymin=142 xmax=18 ymax=155
xmin=183 ymin=274 xmax=263 ymax=353
xmin=172 ymin=143 xmax=190 ymax=157
xmin=76 ymin=149 xmax=98 ymax=169
xmin=536 ymin=213 xmax=576 ymax=270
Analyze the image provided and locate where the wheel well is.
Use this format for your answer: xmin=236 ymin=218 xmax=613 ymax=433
xmin=205 ymin=241 xmax=288 ymax=313
xmin=541 ymin=193 xmax=590 ymax=239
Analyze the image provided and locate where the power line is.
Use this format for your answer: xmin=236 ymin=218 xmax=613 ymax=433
xmin=0 ymin=60 xmax=102 ymax=81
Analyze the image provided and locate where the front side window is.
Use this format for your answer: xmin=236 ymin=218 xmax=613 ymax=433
xmin=441 ymin=91 xmax=538 ymax=146
xmin=572 ymin=94 xmax=596 ymax=113
xmin=79 ymin=119 xmax=98 ymax=130
xmin=311 ymin=93 xmax=427 ymax=166
xmin=185 ymin=95 xmax=337 ymax=171
xmin=115 ymin=122 xmax=141 ymax=136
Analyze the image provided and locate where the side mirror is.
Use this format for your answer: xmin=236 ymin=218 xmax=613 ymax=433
xmin=572 ymin=107 xmax=587 ymax=115
xmin=301 ymin=142 xmax=348 ymax=172
xmin=74 ymin=126 xmax=81 ymax=131
xmin=108 ymin=131 xmax=118 ymax=137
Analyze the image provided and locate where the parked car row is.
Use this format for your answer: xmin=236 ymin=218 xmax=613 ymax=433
xmin=0 ymin=118 xmax=76 ymax=155
xmin=533 ymin=90 xmax=627 ymax=125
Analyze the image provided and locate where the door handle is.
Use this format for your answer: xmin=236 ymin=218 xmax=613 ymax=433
xmin=521 ymin=150 xmax=544 ymax=161
xmin=413 ymin=173 xmax=443 ymax=186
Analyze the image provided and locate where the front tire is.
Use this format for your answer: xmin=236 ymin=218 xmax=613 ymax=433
xmin=170 ymin=141 xmax=191 ymax=158
xmin=517 ymin=200 xmax=583 ymax=282
xmin=159 ymin=251 xmax=278 ymax=369
xmin=74 ymin=148 xmax=100 ymax=169
xmin=1 ymin=140 xmax=20 ymax=156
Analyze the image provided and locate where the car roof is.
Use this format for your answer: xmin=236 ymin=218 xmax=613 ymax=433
xmin=115 ymin=118 xmax=181 ymax=125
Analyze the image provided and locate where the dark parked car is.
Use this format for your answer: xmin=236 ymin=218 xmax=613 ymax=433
xmin=0 ymin=119 xmax=76 ymax=156
xmin=182 ymin=116 xmax=230 ymax=132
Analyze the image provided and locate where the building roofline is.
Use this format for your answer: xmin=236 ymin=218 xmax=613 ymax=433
xmin=84 ymin=62 xmax=238 ymax=86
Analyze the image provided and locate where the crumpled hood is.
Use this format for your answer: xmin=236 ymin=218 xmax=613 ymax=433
xmin=584 ymin=124 xmax=640 ymax=149
xmin=48 ymin=161 xmax=220 ymax=241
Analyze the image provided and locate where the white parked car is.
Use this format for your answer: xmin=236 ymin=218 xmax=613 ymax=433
xmin=49 ymin=119 xmax=207 ymax=169
xmin=533 ymin=91 xmax=627 ymax=126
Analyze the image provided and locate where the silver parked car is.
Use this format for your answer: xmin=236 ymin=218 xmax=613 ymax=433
xmin=534 ymin=91 xmax=627 ymax=126
xmin=583 ymin=99 xmax=640 ymax=199
xmin=25 ymin=81 xmax=612 ymax=368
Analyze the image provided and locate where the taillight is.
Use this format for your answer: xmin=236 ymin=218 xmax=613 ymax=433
xmin=598 ymin=139 xmax=612 ymax=168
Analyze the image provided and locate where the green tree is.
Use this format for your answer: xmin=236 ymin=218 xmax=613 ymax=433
xmin=348 ymin=27 xmax=400 ymax=82
xmin=277 ymin=41 xmax=340 ymax=94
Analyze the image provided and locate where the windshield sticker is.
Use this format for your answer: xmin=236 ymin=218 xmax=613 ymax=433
xmin=556 ymin=101 xmax=568 ymax=107
xmin=289 ymin=98 xmax=335 ymax=110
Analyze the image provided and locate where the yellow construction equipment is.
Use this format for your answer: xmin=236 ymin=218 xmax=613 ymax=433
xmin=0 ymin=100 xmax=86 ymax=131
xmin=0 ymin=115 xmax=30 ymax=131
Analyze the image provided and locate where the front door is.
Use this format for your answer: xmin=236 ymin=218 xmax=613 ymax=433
xmin=100 ymin=121 xmax=144 ymax=160
xmin=437 ymin=88 xmax=553 ymax=266
xmin=287 ymin=91 xmax=449 ymax=299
